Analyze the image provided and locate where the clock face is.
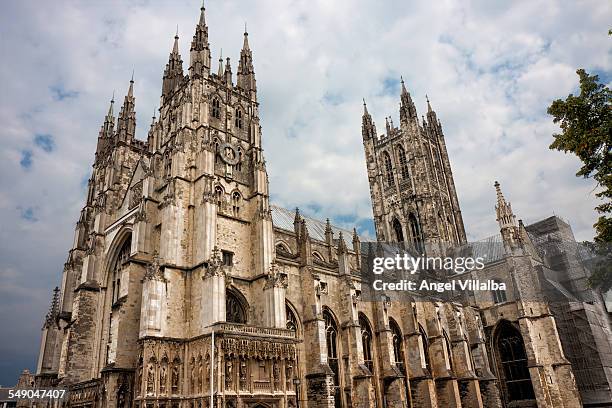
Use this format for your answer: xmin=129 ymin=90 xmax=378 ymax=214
xmin=219 ymin=142 xmax=240 ymax=165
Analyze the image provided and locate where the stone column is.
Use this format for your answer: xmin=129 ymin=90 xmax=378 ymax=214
xmin=201 ymin=248 xmax=226 ymax=327
xmin=263 ymin=263 xmax=288 ymax=328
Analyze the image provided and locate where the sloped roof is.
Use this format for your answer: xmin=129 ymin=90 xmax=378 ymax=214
xmin=270 ymin=205 xmax=356 ymax=248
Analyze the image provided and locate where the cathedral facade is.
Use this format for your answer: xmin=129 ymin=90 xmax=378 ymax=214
xmin=34 ymin=4 xmax=612 ymax=408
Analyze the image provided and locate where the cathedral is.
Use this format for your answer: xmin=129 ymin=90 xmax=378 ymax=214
xmin=33 ymin=3 xmax=612 ymax=408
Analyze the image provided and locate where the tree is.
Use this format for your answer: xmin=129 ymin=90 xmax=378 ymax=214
xmin=547 ymin=68 xmax=611 ymax=290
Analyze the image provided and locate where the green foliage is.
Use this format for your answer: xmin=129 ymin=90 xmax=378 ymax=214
xmin=547 ymin=68 xmax=612 ymax=289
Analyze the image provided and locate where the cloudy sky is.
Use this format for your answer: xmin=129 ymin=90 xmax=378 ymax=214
xmin=0 ymin=0 xmax=610 ymax=384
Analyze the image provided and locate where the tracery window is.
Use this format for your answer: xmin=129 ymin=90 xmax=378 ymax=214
xmin=397 ymin=146 xmax=409 ymax=180
xmin=323 ymin=309 xmax=340 ymax=387
xmin=226 ymin=290 xmax=247 ymax=324
xmin=235 ymin=149 xmax=242 ymax=172
xmin=286 ymin=303 xmax=298 ymax=332
xmin=212 ymin=98 xmax=221 ymax=119
xmin=495 ymin=321 xmax=535 ymax=403
xmin=215 ymin=186 xmax=224 ymax=208
xmin=359 ymin=314 xmax=374 ymax=373
xmin=408 ymin=214 xmax=424 ymax=254
xmin=111 ymin=238 xmax=131 ymax=304
xmin=383 ymin=151 xmax=394 ymax=185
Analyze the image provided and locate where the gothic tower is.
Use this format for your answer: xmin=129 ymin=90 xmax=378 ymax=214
xmin=362 ymin=79 xmax=467 ymax=253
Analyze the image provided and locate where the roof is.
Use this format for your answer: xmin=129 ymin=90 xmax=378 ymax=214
xmin=270 ymin=205 xmax=356 ymax=248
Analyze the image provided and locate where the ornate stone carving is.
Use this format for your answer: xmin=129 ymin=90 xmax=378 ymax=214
xmin=144 ymin=252 xmax=165 ymax=281
xmin=264 ymin=262 xmax=288 ymax=290
xmin=129 ymin=180 xmax=143 ymax=209
xmin=203 ymin=246 xmax=225 ymax=279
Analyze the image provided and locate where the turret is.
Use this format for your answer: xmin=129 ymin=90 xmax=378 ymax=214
xmin=116 ymin=77 xmax=136 ymax=143
xmin=399 ymin=76 xmax=417 ymax=123
xmin=161 ymin=31 xmax=185 ymax=100
xmin=189 ymin=1 xmax=211 ymax=77
xmin=237 ymin=26 xmax=257 ymax=95
xmin=95 ymin=96 xmax=115 ymax=159
xmin=495 ymin=181 xmax=521 ymax=251
xmin=361 ymin=99 xmax=376 ymax=140
xmin=224 ymin=57 xmax=233 ymax=86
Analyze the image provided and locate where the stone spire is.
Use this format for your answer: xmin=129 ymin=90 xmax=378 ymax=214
xmin=162 ymin=31 xmax=185 ymax=99
xmin=237 ymin=25 xmax=256 ymax=94
xmin=362 ymin=99 xmax=376 ymax=140
xmin=325 ymin=218 xmax=333 ymax=244
xmin=95 ymin=96 xmax=116 ymax=159
xmin=224 ymin=57 xmax=233 ymax=86
xmin=43 ymin=287 xmax=60 ymax=328
xmin=217 ymin=50 xmax=224 ymax=77
xmin=116 ymin=77 xmax=136 ymax=142
xmin=190 ymin=0 xmax=211 ymax=77
xmin=495 ymin=181 xmax=521 ymax=250
xmin=399 ymin=76 xmax=417 ymax=123
xmin=426 ymin=94 xmax=438 ymax=124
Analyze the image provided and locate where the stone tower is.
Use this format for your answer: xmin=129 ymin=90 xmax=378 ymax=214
xmin=362 ymin=81 xmax=466 ymax=253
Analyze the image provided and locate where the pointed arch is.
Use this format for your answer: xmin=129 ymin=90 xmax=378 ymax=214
xmin=492 ymin=320 xmax=535 ymax=404
xmin=408 ymin=213 xmax=424 ymax=253
xmin=418 ymin=324 xmax=431 ymax=373
xmin=226 ymin=287 xmax=248 ymax=324
xmin=322 ymin=307 xmax=340 ymax=387
xmin=389 ymin=318 xmax=405 ymax=373
xmin=392 ymin=217 xmax=404 ymax=243
xmin=397 ymin=145 xmax=409 ymax=180
xmin=285 ymin=299 xmax=301 ymax=335
xmin=383 ymin=151 xmax=394 ymax=185
xmin=358 ymin=313 xmax=374 ymax=373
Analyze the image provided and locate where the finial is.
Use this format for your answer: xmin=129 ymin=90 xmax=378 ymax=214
xmin=130 ymin=69 xmax=134 ymax=83
xmin=175 ymin=24 xmax=179 ymax=38
xmin=400 ymin=75 xmax=404 ymax=84
xmin=426 ymin=94 xmax=432 ymax=112
xmin=152 ymin=107 xmax=156 ymax=120
xmin=245 ymin=21 xmax=248 ymax=34
xmin=201 ymin=0 xmax=205 ymax=9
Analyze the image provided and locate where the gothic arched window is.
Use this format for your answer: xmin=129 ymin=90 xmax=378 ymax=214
xmin=212 ymin=98 xmax=221 ymax=119
xmin=232 ymin=192 xmax=241 ymax=217
xmin=392 ymin=218 xmax=404 ymax=243
xmin=323 ymin=309 xmax=339 ymax=386
xmin=235 ymin=148 xmax=242 ymax=172
xmin=397 ymin=146 xmax=409 ymax=180
xmin=215 ymin=186 xmax=224 ymax=208
xmin=235 ymin=108 xmax=243 ymax=129
xmin=359 ymin=313 xmax=374 ymax=373
xmin=493 ymin=280 xmax=507 ymax=304
xmin=226 ymin=290 xmax=247 ymax=324
xmin=443 ymin=331 xmax=454 ymax=372
xmin=390 ymin=319 xmax=405 ymax=374
xmin=111 ymin=237 xmax=131 ymax=304
xmin=383 ymin=151 xmax=394 ymax=185
xmin=494 ymin=321 xmax=535 ymax=403
xmin=419 ymin=324 xmax=431 ymax=373
xmin=408 ymin=214 xmax=423 ymax=254
xmin=286 ymin=303 xmax=298 ymax=332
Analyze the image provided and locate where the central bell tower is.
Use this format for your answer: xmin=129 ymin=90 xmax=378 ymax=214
xmin=362 ymin=79 xmax=467 ymax=253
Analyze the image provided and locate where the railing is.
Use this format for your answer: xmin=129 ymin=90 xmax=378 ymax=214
xmin=209 ymin=322 xmax=296 ymax=339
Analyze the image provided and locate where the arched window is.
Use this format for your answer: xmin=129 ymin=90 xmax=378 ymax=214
xmin=235 ymin=108 xmax=243 ymax=129
xmin=232 ymin=192 xmax=241 ymax=217
xmin=212 ymin=98 xmax=221 ymax=119
xmin=276 ymin=242 xmax=291 ymax=255
xmin=359 ymin=313 xmax=374 ymax=373
xmin=419 ymin=324 xmax=431 ymax=373
xmin=397 ymin=146 xmax=409 ymax=180
xmin=226 ymin=290 xmax=247 ymax=324
xmin=390 ymin=319 xmax=405 ymax=374
xmin=323 ymin=309 xmax=339 ymax=386
xmin=312 ymin=252 xmax=324 ymax=262
xmin=493 ymin=280 xmax=507 ymax=304
xmin=443 ymin=331 xmax=454 ymax=372
xmin=494 ymin=321 xmax=535 ymax=403
xmin=215 ymin=186 xmax=224 ymax=208
xmin=235 ymin=148 xmax=242 ymax=172
xmin=383 ymin=152 xmax=394 ymax=185
xmin=392 ymin=218 xmax=404 ymax=243
xmin=286 ymin=303 xmax=298 ymax=332
xmin=408 ymin=214 xmax=423 ymax=254
xmin=111 ymin=238 xmax=131 ymax=304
